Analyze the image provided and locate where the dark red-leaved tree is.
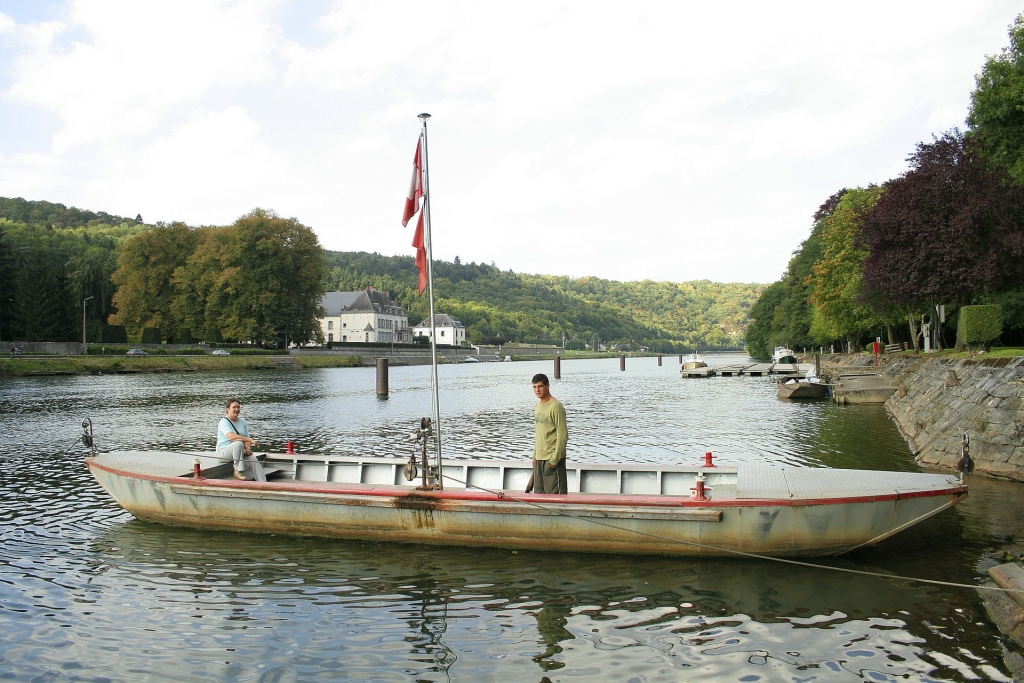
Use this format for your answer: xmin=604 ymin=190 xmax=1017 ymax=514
xmin=860 ymin=130 xmax=1024 ymax=319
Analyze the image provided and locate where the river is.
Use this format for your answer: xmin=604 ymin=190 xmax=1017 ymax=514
xmin=1 ymin=355 xmax=1021 ymax=681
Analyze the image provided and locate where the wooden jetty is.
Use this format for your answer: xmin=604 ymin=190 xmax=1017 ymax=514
xmin=742 ymin=363 xmax=774 ymax=376
xmin=680 ymin=367 xmax=716 ymax=378
xmin=715 ymin=364 xmax=753 ymax=377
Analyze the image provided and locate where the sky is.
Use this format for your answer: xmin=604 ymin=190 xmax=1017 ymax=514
xmin=0 ymin=1 xmax=1020 ymax=285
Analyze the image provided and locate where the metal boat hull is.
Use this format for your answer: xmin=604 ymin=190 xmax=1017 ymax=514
xmin=87 ymin=453 xmax=966 ymax=558
xmin=778 ymin=381 xmax=830 ymax=399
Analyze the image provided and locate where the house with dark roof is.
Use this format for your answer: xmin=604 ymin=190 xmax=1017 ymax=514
xmin=412 ymin=314 xmax=466 ymax=346
xmin=319 ymin=287 xmax=411 ymax=344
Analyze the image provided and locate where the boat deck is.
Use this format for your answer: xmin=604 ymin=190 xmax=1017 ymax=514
xmin=90 ymin=451 xmax=962 ymax=503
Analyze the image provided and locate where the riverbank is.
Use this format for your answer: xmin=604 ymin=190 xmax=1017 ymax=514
xmin=818 ymin=350 xmax=1024 ymax=481
xmin=0 ymin=354 xmax=361 ymax=376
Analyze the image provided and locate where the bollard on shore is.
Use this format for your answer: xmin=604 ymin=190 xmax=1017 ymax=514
xmin=376 ymin=357 xmax=389 ymax=398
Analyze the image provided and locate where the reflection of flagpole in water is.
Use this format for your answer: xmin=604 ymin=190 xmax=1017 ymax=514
xmin=414 ymin=587 xmax=455 ymax=680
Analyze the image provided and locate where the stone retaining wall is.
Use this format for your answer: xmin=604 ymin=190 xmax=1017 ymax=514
xmin=883 ymin=356 xmax=1024 ymax=480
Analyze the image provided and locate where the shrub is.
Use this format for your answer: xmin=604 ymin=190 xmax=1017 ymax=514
xmin=178 ymin=327 xmax=193 ymax=344
xmin=958 ymin=304 xmax=1002 ymax=349
xmin=140 ymin=327 xmax=162 ymax=344
xmin=205 ymin=327 xmax=223 ymax=343
xmin=99 ymin=324 xmax=128 ymax=344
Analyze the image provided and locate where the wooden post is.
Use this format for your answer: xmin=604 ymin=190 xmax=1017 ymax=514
xmin=679 ymin=354 xmax=683 ymax=363
xmin=620 ymin=355 xmax=626 ymax=371
xmin=815 ymin=353 xmax=820 ymax=378
xmin=376 ymin=357 xmax=389 ymax=397
xmin=553 ymin=355 xmax=561 ymax=379
xmin=657 ymin=355 xmax=662 ymax=366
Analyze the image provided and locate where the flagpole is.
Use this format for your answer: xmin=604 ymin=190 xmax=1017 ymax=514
xmin=418 ymin=112 xmax=443 ymax=488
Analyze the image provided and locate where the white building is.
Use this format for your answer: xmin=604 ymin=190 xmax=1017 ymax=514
xmin=412 ymin=314 xmax=466 ymax=347
xmin=319 ymin=288 xmax=411 ymax=344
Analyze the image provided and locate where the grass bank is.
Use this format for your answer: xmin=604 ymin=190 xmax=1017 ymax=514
xmin=0 ymin=354 xmax=361 ymax=377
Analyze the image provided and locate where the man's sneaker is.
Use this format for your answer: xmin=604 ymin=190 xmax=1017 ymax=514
xmin=233 ymin=471 xmax=248 ymax=480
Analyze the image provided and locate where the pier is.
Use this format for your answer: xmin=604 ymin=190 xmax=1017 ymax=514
xmin=680 ymin=362 xmax=809 ymax=378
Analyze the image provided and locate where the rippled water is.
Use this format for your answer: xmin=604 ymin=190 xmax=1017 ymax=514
xmin=2 ymin=356 xmax=1022 ymax=681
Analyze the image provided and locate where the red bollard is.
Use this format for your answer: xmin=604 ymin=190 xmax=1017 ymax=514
xmin=192 ymin=458 xmax=204 ymax=479
xmin=703 ymin=451 xmax=716 ymax=467
xmin=287 ymin=441 xmax=296 ymax=454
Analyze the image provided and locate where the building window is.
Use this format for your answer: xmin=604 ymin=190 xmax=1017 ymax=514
xmin=440 ymin=330 xmax=445 ymax=337
xmin=342 ymin=335 xmax=347 ymax=342
xmin=328 ymin=333 xmax=333 ymax=342
xmin=327 ymin=321 xmax=333 ymax=330
xmin=365 ymin=333 xmax=369 ymax=342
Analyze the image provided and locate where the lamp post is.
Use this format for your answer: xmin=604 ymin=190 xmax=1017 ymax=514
xmin=82 ymin=296 xmax=93 ymax=355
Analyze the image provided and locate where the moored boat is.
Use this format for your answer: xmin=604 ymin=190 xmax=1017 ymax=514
xmin=772 ymin=346 xmax=798 ymax=365
xmin=777 ymin=378 xmax=830 ymax=399
xmin=682 ymin=351 xmax=706 ymax=370
xmin=86 ymin=447 xmax=967 ymax=558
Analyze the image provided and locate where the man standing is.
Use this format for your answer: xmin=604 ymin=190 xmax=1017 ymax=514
xmin=531 ymin=373 xmax=568 ymax=494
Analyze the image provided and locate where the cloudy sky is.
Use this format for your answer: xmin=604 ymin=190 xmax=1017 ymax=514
xmin=0 ymin=1 xmax=1019 ymax=284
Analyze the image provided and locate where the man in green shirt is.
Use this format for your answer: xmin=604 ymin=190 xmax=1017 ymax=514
xmin=531 ymin=373 xmax=568 ymax=494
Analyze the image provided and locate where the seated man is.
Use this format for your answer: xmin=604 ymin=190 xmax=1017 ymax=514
xmin=216 ymin=398 xmax=266 ymax=481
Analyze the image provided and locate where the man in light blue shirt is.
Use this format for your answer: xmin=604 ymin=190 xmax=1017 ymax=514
xmin=216 ymin=398 xmax=266 ymax=481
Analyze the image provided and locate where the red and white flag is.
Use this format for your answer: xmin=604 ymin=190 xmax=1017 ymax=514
xmin=411 ymin=211 xmax=428 ymax=295
xmin=402 ymin=138 xmax=423 ymax=227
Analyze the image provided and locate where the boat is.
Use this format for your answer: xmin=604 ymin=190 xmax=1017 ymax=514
xmin=777 ymin=377 xmax=830 ymax=399
xmin=682 ymin=351 xmax=706 ymax=370
xmin=772 ymin=346 xmax=798 ymax=364
xmin=83 ymin=116 xmax=969 ymax=559
xmin=85 ymin=442 xmax=967 ymax=558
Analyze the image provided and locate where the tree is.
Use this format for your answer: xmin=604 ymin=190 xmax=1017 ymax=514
xmin=110 ymin=223 xmax=196 ymax=338
xmin=806 ymin=186 xmax=886 ymax=350
xmin=0 ymin=225 xmax=16 ymax=341
xmin=190 ymin=210 xmax=327 ymax=346
xmin=860 ymin=131 xmax=1024 ymax=331
xmin=967 ymin=13 xmax=1024 ymax=183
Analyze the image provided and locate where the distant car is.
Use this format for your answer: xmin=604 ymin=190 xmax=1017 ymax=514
xmin=125 ymin=349 xmax=148 ymax=357
xmin=211 ymin=349 xmax=230 ymax=356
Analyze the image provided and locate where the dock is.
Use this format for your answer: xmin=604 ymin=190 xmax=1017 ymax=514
xmin=681 ymin=362 xmax=811 ymax=379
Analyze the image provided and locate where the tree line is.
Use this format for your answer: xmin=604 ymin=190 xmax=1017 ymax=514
xmin=746 ymin=14 xmax=1024 ymax=359
xmin=326 ymin=252 xmax=762 ymax=352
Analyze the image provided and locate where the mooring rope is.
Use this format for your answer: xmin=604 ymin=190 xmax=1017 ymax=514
xmin=440 ymin=472 xmax=1022 ymax=596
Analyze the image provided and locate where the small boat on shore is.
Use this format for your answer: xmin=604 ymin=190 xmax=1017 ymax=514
xmin=86 ymin=444 xmax=967 ymax=558
xmin=682 ymin=351 xmax=707 ymax=370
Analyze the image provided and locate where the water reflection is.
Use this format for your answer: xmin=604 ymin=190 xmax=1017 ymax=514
xmin=0 ymin=358 xmax=1020 ymax=680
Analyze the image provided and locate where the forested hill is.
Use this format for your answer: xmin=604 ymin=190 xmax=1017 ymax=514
xmin=326 ymin=251 xmax=763 ymax=351
xmin=0 ymin=197 xmax=140 ymax=228
xmin=0 ymin=197 xmax=763 ymax=350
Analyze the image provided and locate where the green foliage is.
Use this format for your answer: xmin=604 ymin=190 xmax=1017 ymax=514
xmin=807 ymin=186 xmax=886 ymax=345
xmin=99 ymin=324 xmax=128 ymax=344
xmin=140 ymin=327 xmax=161 ymax=344
xmin=958 ymin=305 xmax=1002 ymax=347
xmin=177 ymin=327 xmax=193 ymax=344
xmin=0 ymin=199 xmax=149 ymax=342
xmin=205 ymin=327 xmax=223 ymax=343
xmin=968 ymin=13 xmax=1024 ymax=183
xmin=326 ymin=252 xmax=762 ymax=351
xmin=0 ymin=196 xmax=138 ymax=228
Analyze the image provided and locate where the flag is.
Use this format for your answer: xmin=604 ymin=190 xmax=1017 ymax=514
xmin=402 ymin=138 xmax=423 ymax=227
xmin=412 ymin=211 xmax=428 ymax=295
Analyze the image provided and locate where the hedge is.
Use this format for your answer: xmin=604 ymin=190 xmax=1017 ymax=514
xmin=99 ymin=324 xmax=128 ymax=344
xmin=205 ymin=327 xmax=223 ymax=343
xmin=958 ymin=304 xmax=1002 ymax=348
xmin=140 ymin=327 xmax=162 ymax=344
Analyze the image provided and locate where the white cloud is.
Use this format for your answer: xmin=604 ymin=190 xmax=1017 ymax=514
xmin=1 ymin=0 xmax=1020 ymax=283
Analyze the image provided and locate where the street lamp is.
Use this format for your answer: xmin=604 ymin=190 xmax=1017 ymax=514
xmin=82 ymin=296 xmax=94 ymax=355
